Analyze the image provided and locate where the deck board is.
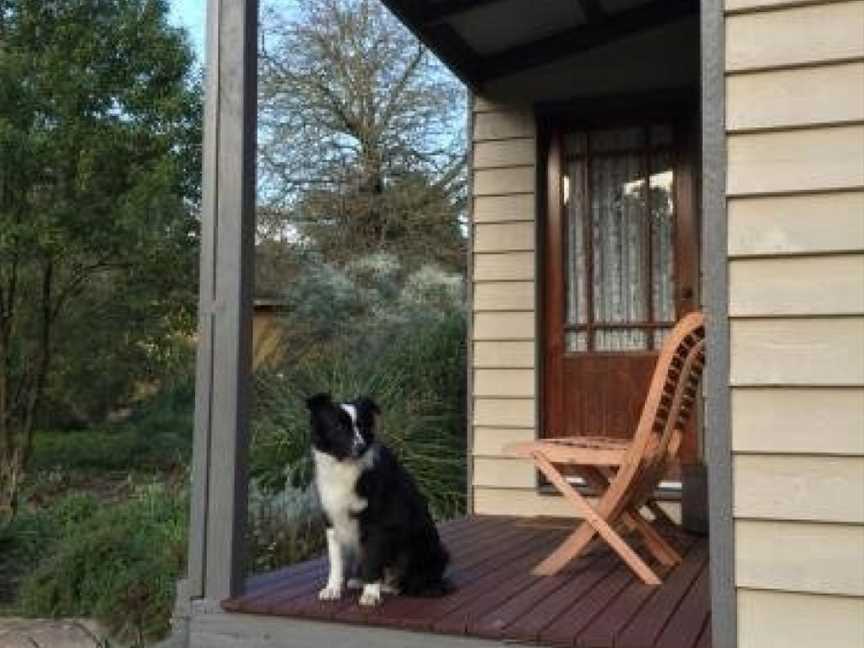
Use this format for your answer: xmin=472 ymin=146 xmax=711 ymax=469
xmin=654 ymin=568 xmax=712 ymax=648
xmin=224 ymin=516 xmax=711 ymax=648
xmin=468 ymin=551 xmax=607 ymax=640
xmin=617 ymin=544 xmax=710 ymax=648
xmin=694 ymin=621 xmax=712 ymax=648
xmin=542 ymin=563 xmax=635 ymax=646
xmin=577 ymin=535 xmax=699 ymax=648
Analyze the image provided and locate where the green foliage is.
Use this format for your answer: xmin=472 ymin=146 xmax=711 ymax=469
xmin=252 ymin=0 xmax=469 ymax=566
xmin=29 ymin=429 xmax=140 ymax=474
xmin=0 ymin=492 xmax=100 ymax=607
xmin=250 ymin=253 xmax=467 ymax=520
xmin=16 ymin=485 xmax=187 ymax=645
xmin=0 ymin=0 xmax=202 ymax=517
xmin=246 ymin=486 xmax=327 ymax=574
xmin=43 ymin=296 xmax=198 ymax=428
xmin=30 ymin=375 xmax=194 ymax=475
xmin=0 ymin=375 xmax=193 ymax=629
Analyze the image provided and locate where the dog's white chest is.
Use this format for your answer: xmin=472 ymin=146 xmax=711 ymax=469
xmin=313 ymin=450 xmax=370 ymax=548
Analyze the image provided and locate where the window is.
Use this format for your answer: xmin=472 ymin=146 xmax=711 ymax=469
xmin=563 ymin=125 xmax=679 ymax=353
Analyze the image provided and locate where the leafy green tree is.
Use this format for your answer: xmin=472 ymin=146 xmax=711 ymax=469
xmin=0 ymin=0 xmax=201 ymax=522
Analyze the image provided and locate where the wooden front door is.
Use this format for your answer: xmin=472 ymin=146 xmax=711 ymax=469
xmin=541 ymin=119 xmax=700 ymax=465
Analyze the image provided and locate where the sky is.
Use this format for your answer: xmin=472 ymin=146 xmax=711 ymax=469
xmin=168 ymin=0 xmax=206 ymax=61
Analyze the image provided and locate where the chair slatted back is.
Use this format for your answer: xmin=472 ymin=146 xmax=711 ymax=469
xmin=608 ymin=312 xmax=706 ymax=517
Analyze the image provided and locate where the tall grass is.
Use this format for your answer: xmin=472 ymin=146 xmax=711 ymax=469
xmin=251 ymin=308 xmax=467 ymax=522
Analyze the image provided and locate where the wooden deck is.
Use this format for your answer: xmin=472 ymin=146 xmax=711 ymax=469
xmin=224 ymin=515 xmax=711 ymax=648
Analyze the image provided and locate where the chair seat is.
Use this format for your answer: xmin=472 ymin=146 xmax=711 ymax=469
xmin=505 ymin=436 xmax=631 ymax=466
xmin=545 ymin=436 xmax=631 ymax=450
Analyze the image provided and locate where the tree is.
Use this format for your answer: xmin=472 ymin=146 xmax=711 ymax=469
xmin=258 ymin=0 xmax=466 ymax=271
xmin=0 ymin=0 xmax=201 ymax=522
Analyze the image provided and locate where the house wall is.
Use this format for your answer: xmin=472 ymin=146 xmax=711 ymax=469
xmin=469 ymin=98 xmax=550 ymax=516
xmin=468 ymin=99 xmax=684 ymax=521
xmin=724 ymin=1 xmax=864 ymax=646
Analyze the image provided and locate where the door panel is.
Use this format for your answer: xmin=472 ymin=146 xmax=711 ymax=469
xmin=562 ymin=353 xmax=656 ymax=439
xmin=542 ymin=118 xmax=700 ymax=466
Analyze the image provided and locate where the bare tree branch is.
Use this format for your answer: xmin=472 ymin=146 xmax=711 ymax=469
xmin=257 ymin=0 xmax=466 ymax=269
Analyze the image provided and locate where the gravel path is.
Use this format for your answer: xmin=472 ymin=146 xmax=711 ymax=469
xmin=0 ymin=618 xmax=112 ymax=648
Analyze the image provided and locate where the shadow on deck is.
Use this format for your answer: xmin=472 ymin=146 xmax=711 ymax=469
xmin=224 ymin=515 xmax=711 ymax=648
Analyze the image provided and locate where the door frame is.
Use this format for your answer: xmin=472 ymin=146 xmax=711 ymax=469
xmin=535 ymin=90 xmax=701 ymax=468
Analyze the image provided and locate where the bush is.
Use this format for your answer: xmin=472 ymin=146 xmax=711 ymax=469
xmin=29 ymin=377 xmax=194 ymax=475
xmin=0 ymin=507 xmax=57 ymax=607
xmin=17 ymin=485 xmax=187 ymax=646
xmin=251 ymin=306 xmax=467 ymax=521
xmin=0 ymin=493 xmax=101 ymax=608
xmin=249 ymin=256 xmax=467 ymax=526
xmin=29 ymin=429 xmax=140 ymax=474
xmin=123 ymin=373 xmax=195 ymax=468
xmin=246 ymin=485 xmax=327 ymax=574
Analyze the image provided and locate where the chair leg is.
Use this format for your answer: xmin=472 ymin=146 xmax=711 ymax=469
xmin=530 ymin=452 xmax=662 ymax=585
xmin=533 ymin=520 xmax=596 ymax=575
xmin=566 ymin=464 xmax=679 ymax=573
xmin=578 ymin=466 xmax=679 ymax=566
xmin=646 ymin=500 xmax=678 ymax=528
xmin=624 ymin=509 xmax=682 ymax=567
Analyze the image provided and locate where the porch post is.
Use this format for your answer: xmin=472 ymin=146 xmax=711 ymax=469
xmin=187 ymin=0 xmax=258 ymax=602
xmin=701 ymin=0 xmax=737 ymax=646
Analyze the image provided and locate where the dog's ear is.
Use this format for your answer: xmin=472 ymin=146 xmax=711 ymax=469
xmin=356 ymin=396 xmax=381 ymax=417
xmin=305 ymin=392 xmax=332 ymax=412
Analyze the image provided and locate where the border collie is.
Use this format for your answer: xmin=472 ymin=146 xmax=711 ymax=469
xmin=306 ymin=393 xmax=450 ymax=607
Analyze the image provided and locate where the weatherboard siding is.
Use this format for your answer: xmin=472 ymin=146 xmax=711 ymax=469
xmin=470 ymin=100 xmax=546 ymax=515
xmin=725 ymin=0 xmax=864 ymax=643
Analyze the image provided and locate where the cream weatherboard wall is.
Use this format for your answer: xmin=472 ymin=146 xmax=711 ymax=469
xmin=467 ymin=101 xmax=685 ymax=521
xmin=725 ymin=1 xmax=864 ymax=646
xmin=469 ymin=99 xmax=560 ymax=516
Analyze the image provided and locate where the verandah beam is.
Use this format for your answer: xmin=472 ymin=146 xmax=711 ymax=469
xmin=421 ymin=0 xmax=509 ymax=24
xmin=478 ymin=0 xmax=698 ymax=81
xmin=577 ymin=0 xmax=608 ymax=24
xmin=379 ymin=0 xmax=483 ymax=89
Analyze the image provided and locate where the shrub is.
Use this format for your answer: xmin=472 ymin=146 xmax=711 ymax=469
xmin=17 ymin=485 xmax=187 ymax=646
xmin=252 ymin=255 xmax=467 ymax=519
xmin=0 ymin=493 xmax=100 ymax=608
xmin=29 ymin=429 xmax=140 ymax=474
xmin=123 ymin=373 xmax=195 ymax=468
xmin=246 ymin=485 xmax=327 ymax=574
xmin=251 ymin=306 xmax=467 ymax=521
xmin=29 ymin=377 xmax=194 ymax=476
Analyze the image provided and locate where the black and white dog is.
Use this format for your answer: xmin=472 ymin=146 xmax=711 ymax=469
xmin=306 ymin=393 xmax=450 ymax=607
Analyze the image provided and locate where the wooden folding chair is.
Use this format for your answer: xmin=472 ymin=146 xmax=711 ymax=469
xmin=506 ymin=312 xmax=706 ymax=585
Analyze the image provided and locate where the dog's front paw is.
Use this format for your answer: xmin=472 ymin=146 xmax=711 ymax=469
xmin=318 ymin=585 xmax=343 ymax=601
xmin=359 ymin=583 xmax=382 ymax=607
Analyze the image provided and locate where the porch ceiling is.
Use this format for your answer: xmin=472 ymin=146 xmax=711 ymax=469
xmin=380 ymin=0 xmax=699 ymax=89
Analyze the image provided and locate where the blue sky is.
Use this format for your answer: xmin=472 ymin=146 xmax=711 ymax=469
xmin=168 ymin=0 xmax=206 ymax=60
